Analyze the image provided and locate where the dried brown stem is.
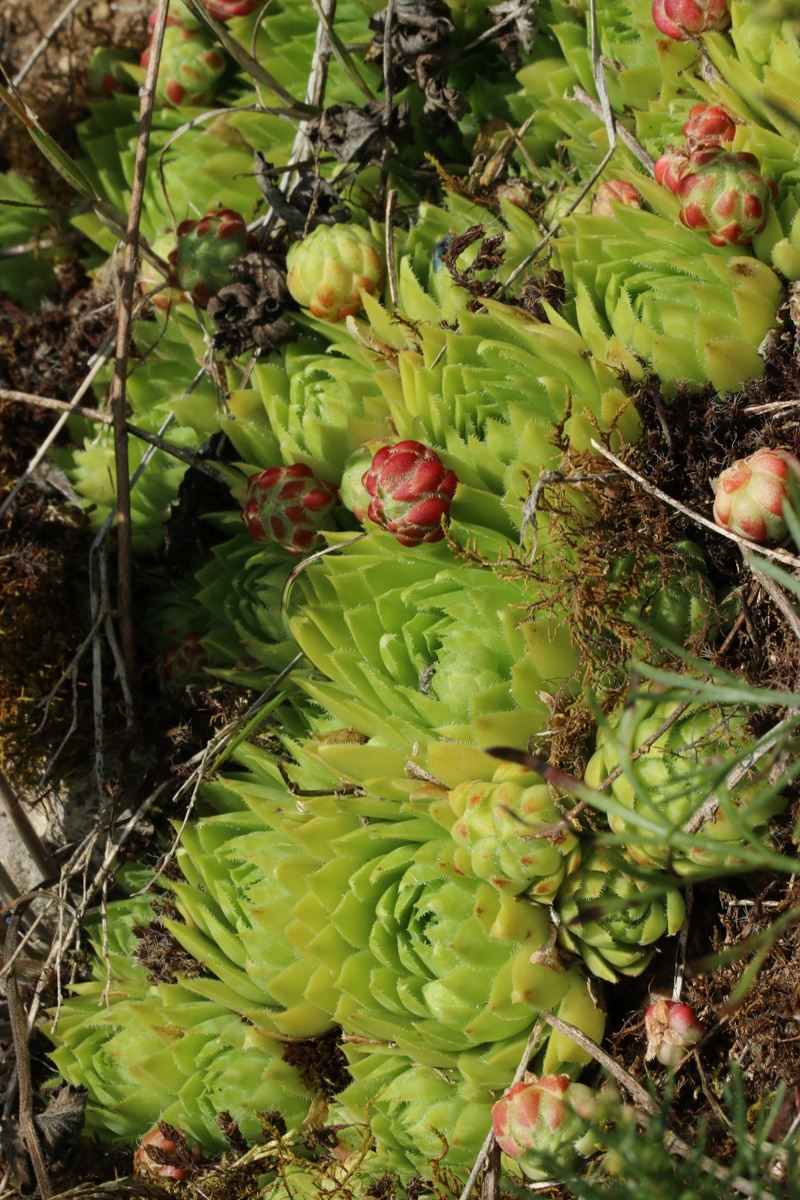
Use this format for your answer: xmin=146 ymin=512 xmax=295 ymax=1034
xmin=572 ymin=85 xmax=656 ymax=174
xmin=0 ymin=389 xmax=225 ymax=482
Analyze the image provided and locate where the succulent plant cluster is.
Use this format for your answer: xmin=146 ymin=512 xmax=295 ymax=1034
xmin=7 ymin=0 xmax=800 ymax=1193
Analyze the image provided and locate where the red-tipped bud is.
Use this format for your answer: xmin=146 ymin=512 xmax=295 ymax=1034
xmin=591 ymin=180 xmax=644 ymax=217
xmin=652 ymin=0 xmax=730 ymax=39
xmin=154 ymin=632 xmax=210 ymax=694
xmin=644 ymin=999 xmax=704 ymax=1067
xmin=712 ymin=448 xmax=800 ymax=543
xmin=242 ymin=464 xmax=338 ymax=555
xmin=362 ymin=441 xmax=458 ymax=546
xmin=654 ymin=148 xmax=691 ymax=194
xmin=681 ymin=103 xmax=737 ymax=148
xmin=672 ymin=148 xmax=776 ymax=246
xmin=170 ymin=208 xmax=253 ymax=307
xmin=133 ymin=1128 xmax=202 ymax=1181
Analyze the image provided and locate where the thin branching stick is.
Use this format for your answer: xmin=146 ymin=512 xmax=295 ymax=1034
xmin=590 ymin=439 xmax=800 ymax=570
xmin=0 ymin=389 xmax=226 ymax=481
xmin=107 ymin=0 xmax=173 ymax=704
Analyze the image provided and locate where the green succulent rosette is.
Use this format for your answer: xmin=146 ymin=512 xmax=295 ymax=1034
xmin=47 ymin=891 xmax=314 ymax=1148
xmin=288 ymin=528 xmax=577 ymax=752
xmin=555 ymin=846 xmax=686 ymax=982
xmin=554 ymin=185 xmax=784 ymax=395
xmin=584 ymin=689 xmax=790 ymax=874
xmin=310 ymin=815 xmax=603 ymax=1084
xmin=52 ymin=310 xmax=220 ymax=554
xmin=334 ymin=1054 xmax=497 ymax=1176
xmin=604 ymin=538 xmax=720 ymax=660
xmin=194 ymin=518 xmax=301 ymax=688
xmin=444 ymin=760 xmax=582 ymax=901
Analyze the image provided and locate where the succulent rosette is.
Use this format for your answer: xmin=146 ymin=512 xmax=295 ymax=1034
xmin=555 ymin=847 xmax=686 ymax=982
xmin=492 ymin=1075 xmax=598 ymax=1180
xmin=712 ymin=448 xmax=800 ymax=542
xmin=362 ymin=440 xmax=459 ymax=546
xmin=557 ymin=196 xmax=783 ymax=393
xmin=194 ymin=525 xmax=299 ymax=687
xmin=317 ymin=822 xmax=604 ymax=1084
xmin=169 ymin=209 xmax=253 ymax=308
xmin=286 ymin=223 xmax=386 ymax=322
xmin=241 ymin=464 xmax=339 ymax=555
xmin=335 ymin=1056 xmax=497 ymax=1176
xmin=584 ymin=691 xmax=789 ymax=874
xmin=445 ymin=761 xmax=582 ymax=900
xmin=249 ymin=347 xmax=389 ymax=484
xmin=141 ymin=24 xmax=226 ymax=107
xmin=47 ymin=891 xmax=316 ymax=1147
xmin=288 ymin=530 xmax=577 ymax=749
xmin=154 ymin=631 xmax=211 ymax=693
xmin=607 ymin=539 xmax=718 ymax=652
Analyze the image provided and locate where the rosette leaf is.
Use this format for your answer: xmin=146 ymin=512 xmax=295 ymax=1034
xmin=584 ymin=689 xmax=790 ymax=875
xmin=446 ymin=760 xmax=582 ymax=900
xmin=555 ymin=847 xmax=686 ymax=982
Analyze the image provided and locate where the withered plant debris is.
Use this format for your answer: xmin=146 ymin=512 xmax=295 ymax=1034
xmin=487 ymin=0 xmax=541 ymax=71
xmin=305 ymin=100 xmax=411 ymax=164
xmin=254 ymin=154 xmax=350 ymax=232
xmin=132 ymin=895 xmax=211 ymax=985
xmin=443 ymin=225 xmax=505 ymax=307
xmin=138 ymin=1123 xmax=202 ymax=1178
xmin=281 ymin=1028 xmax=352 ymax=1101
xmin=366 ymin=0 xmax=455 ymax=91
xmin=207 ymin=250 xmax=296 ymax=357
xmin=692 ymin=877 xmax=800 ymax=1117
xmin=217 ymin=1112 xmax=249 ymax=1157
xmin=518 ymin=267 xmax=565 ymax=319
xmin=0 ymin=1086 xmax=86 ymax=1194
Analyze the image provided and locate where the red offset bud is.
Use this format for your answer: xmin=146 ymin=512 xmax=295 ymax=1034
xmin=205 ymin=0 xmax=259 ymax=14
xmin=492 ymin=1077 xmax=572 ymax=1157
xmin=712 ymin=448 xmax=800 ymax=543
xmin=652 ymin=0 xmax=730 ymax=39
xmin=155 ymin=631 xmax=210 ymax=694
xmin=170 ymin=208 xmax=253 ymax=307
xmin=242 ymin=464 xmax=338 ymax=555
xmin=645 ymin=999 xmax=704 ymax=1067
xmin=362 ymin=441 xmax=458 ymax=546
xmin=591 ymin=180 xmax=643 ymax=217
xmin=672 ymin=149 xmax=776 ymax=246
xmin=682 ymin=102 xmax=736 ymax=148
xmin=654 ymin=148 xmax=691 ymax=194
